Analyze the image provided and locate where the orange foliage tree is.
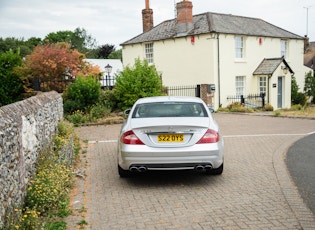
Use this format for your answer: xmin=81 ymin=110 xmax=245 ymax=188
xmin=17 ymin=42 xmax=101 ymax=92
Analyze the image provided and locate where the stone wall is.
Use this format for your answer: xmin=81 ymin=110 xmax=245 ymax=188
xmin=0 ymin=91 xmax=63 ymax=227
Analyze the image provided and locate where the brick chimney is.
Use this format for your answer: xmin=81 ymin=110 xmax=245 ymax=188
xmin=176 ymin=0 xmax=193 ymax=35
xmin=142 ymin=0 xmax=153 ymax=33
xmin=304 ymin=35 xmax=310 ymax=53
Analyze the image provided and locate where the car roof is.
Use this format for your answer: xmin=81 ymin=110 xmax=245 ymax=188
xmin=135 ymin=96 xmax=205 ymax=104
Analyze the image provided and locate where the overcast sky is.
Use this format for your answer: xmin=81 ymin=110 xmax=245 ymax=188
xmin=0 ymin=0 xmax=315 ymax=49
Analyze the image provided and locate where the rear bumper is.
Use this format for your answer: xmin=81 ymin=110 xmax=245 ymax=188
xmin=118 ymin=143 xmax=224 ymax=171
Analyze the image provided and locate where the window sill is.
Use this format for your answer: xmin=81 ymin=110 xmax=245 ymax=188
xmin=234 ymin=58 xmax=247 ymax=63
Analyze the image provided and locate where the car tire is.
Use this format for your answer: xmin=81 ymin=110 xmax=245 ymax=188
xmin=118 ymin=165 xmax=131 ymax=178
xmin=207 ymin=163 xmax=223 ymax=175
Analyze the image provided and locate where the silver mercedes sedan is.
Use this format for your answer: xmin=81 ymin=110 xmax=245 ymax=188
xmin=117 ymin=96 xmax=224 ymax=177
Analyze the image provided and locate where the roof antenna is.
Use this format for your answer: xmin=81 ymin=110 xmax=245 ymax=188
xmin=303 ymin=5 xmax=314 ymax=37
xmin=174 ymin=0 xmax=177 ymax=18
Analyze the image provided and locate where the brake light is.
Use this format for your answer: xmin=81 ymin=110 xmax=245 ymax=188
xmin=197 ymin=129 xmax=220 ymax=144
xmin=121 ymin=130 xmax=144 ymax=145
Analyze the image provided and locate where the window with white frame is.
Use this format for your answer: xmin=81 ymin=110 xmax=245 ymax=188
xmin=235 ymin=36 xmax=244 ymax=59
xmin=145 ymin=43 xmax=154 ymax=64
xmin=281 ymin=40 xmax=287 ymax=58
xmin=235 ymin=76 xmax=245 ymax=96
xmin=259 ymin=76 xmax=267 ymax=95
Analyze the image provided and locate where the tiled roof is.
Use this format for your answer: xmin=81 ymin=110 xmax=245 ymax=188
xmin=253 ymin=57 xmax=293 ymax=75
xmin=121 ymin=12 xmax=303 ymax=45
xmin=304 ymin=51 xmax=315 ymax=70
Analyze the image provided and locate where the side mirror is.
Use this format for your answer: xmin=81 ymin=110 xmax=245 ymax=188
xmin=124 ymin=109 xmax=131 ymax=115
xmin=208 ymin=107 xmax=215 ymax=113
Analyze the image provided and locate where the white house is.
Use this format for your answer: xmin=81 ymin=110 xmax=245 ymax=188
xmin=121 ymin=0 xmax=311 ymax=110
xmin=85 ymin=59 xmax=123 ymax=88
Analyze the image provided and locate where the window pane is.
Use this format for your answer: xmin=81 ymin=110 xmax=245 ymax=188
xmin=145 ymin=43 xmax=154 ymax=63
xmin=235 ymin=36 xmax=244 ymax=59
xmin=259 ymin=76 xmax=266 ymax=94
xmin=235 ymin=76 xmax=245 ymax=96
xmin=281 ymin=40 xmax=287 ymax=57
xmin=132 ymin=102 xmax=208 ymax=118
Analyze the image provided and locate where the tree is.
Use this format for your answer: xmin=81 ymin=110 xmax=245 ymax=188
xmin=44 ymin=28 xmax=97 ymax=56
xmin=97 ymin=44 xmax=115 ymax=59
xmin=291 ymin=75 xmax=299 ymax=104
xmin=44 ymin=30 xmax=73 ymax=44
xmin=16 ymin=42 xmax=101 ymax=92
xmin=0 ymin=50 xmax=24 ymax=106
xmin=108 ymin=49 xmax=122 ymax=60
xmin=0 ymin=37 xmax=42 ymax=57
xmin=304 ymin=71 xmax=315 ymax=103
xmin=113 ymin=59 xmax=165 ymax=110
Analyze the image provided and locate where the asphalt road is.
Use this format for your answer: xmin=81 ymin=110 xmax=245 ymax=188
xmin=286 ymin=132 xmax=315 ymax=215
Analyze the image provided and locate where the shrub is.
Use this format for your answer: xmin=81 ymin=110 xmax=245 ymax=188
xmin=263 ymin=103 xmax=274 ymax=111
xmin=25 ymin=163 xmax=72 ymax=214
xmin=291 ymin=75 xmax=299 ymax=104
xmin=98 ymin=90 xmax=116 ymax=110
xmin=290 ymin=104 xmax=303 ymax=111
xmin=226 ymin=102 xmax=251 ymax=112
xmin=0 ymin=50 xmax=24 ymax=106
xmin=87 ymin=103 xmax=111 ymax=119
xmin=274 ymin=110 xmax=281 ymax=116
xmin=63 ymin=99 xmax=83 ymax=114
xmin=292 ymin=92 xmax=306 ymax=106
xmin=113 ymin=59 xmax=165 ymax=110
xmin=304 ymin=71 xmax=315 ymax=102
xmin=217 ymin=107 xmax=229 ymax=112
xmin=64 ymin=110 xmax=87 ymax=125
xmin=63 ymin=75 xmax=101 ymax=114
xmin=227 ymin=102 xmax=241 ymax=111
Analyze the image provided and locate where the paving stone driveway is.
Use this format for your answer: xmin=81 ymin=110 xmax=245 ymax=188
xmin=69 ymin=113 xmax=315 ymax=229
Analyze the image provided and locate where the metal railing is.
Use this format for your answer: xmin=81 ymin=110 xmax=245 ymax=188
xmin=30 ymin=78 xmax=202 ymax=99
xmin=227 ymin=93 xmax=266 ymax=108
xmin=100 ymin=75 xmax=116 ymax=89
xmin=31 ymin=76 xmax=117 ymax=92
xmin=165 ymin=85 xmax=200 ymax=97
xmin=31 ymin=77 xmax=75 ymax=93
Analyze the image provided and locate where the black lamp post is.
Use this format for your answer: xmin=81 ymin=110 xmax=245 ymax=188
xmin=104 ymin=64 xmax=112 ymax=89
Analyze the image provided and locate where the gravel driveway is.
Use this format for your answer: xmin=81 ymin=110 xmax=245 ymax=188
xmin=66 ymin=113 xmax=315 ymax=229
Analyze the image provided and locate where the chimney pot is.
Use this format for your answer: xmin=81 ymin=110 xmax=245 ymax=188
xmin=145 ymin=0 xmax=149 ymax=9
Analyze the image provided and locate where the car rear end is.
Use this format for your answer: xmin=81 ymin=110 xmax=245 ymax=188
xmin=117 ymin=96 xmax=224 ymax=176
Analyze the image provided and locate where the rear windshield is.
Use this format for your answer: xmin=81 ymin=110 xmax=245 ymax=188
xmin=132 ymin=102 xmax=208 ymax=118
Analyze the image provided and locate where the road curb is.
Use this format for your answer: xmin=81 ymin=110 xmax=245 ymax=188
xmin=273 ymin=136 xmax=315 ymax=229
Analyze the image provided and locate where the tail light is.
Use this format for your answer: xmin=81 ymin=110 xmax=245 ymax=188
xmin=197 ymin=129 xmax=220 ymax=144
xmin=121 ymin=130 xmax=144 ymax=145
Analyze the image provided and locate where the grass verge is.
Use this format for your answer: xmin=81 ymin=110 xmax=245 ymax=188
xmin=2 ymin=120 xmax=80 ymax=230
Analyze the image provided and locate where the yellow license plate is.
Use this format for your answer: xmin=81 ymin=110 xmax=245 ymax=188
xmin=158 ymin=134 xmax=184 ymax=142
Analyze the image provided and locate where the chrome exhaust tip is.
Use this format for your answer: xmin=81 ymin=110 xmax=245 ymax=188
xmin=129 ymin=166 xmax=139 ymax=172
xmin=195 ymin=165 xmax=205 ymax=171
xmin=138 ymin=166 xmax=147 ymax=172
xmin=204 ymin=164 xmax=213 ymax=170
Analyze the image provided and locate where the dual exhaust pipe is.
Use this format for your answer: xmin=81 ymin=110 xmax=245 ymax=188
xmin=129 ymin=166 xmax=147 ymax=172
xmin=195 ymin=164 xmax=213 ymax=171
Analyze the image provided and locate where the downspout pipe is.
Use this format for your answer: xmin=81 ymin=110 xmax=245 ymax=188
xmin=217 ymin=33 xmax=221 ymax=107
xmin=267 ymin=75 xmax=271 ymax=104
